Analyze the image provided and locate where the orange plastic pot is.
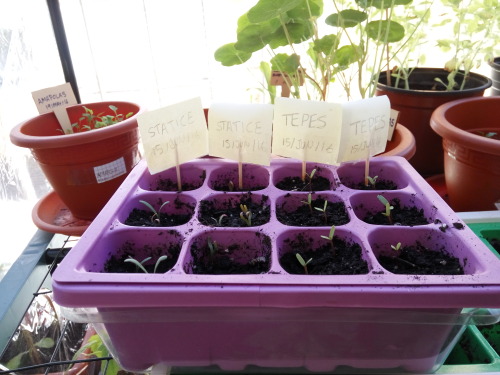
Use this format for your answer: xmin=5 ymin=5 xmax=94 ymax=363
xmin=430 ymin=96 xmax=500 ymax=212
xmin=376 ymin=123 xmax=416 ymax=160
xmin=376 ymin=68 xmax=491 ymax=176
xmin=10 ymin=101 xmax=143 ymax=220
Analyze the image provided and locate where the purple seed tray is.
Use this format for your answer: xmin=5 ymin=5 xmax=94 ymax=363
xmin=52 ymin=156 xmax=500 ymax=373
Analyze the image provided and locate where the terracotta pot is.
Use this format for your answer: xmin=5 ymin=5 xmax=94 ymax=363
xmin=376 ymin=123 xmax=416 ymax=160
xmin=489 ymin=57 xmax=500 ymax=96
xmin=430 ymin=96 xmax=500 ymax=212
xmin=376 ymin=68 xmax=492 ymax=176
xmin=10 ymin=101 xmax=143 ymax=220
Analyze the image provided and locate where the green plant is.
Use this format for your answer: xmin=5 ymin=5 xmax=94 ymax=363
xmin=296 ymin=253 xmax=313 ymax=274
xmin=302 ymin=193 xmax=314 ymax=213
xmin=434 ymin=0 xmax=499 ymax=91
xmin=377 ymin=194 xmax=393 ymax=224
xmin=207 ymin=237 xmax=219 ymax=259
xmin=321 ymin=225 xmax=337 ymax=252
xmin=139 ymin=200 xmax=170 ymax=224
xmin=366 ymin=175 xmax=378 ymax=187
xmin=212 ymin=214 xmax=228 ymax=226
xmin=314 ymin=199 xmax=329 ymax=224
xmin=391 ymin=241 xmax=402 ymax=251
xmin=239 ymin=204 xmax=253 ymax=226
xmin=124 ymin=255 xmax=168 ymax=274
xmin=69 ymin=105 xmax=134 ymax=134
xmin=73 ymin=332 xmax=121 ymax=375
xmin=214 ymin=0 xmax=423 ymax=101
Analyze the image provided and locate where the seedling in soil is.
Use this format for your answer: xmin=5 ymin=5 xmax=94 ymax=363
xmin=211 ymin=214 xmax=228 ymax=227
xmin=124 ymin=255 xmax=168 ymax=273
xmin=296 ymin=253 xmax=313 ymax=275
xmin=207 ymin=237 xmax=219 ymax=259
xmin=228 ymin=180 xmax=235 ymax=192
xmin=302 ymin=168 xmax=317 ymax=191
xmin=321 ymin=225 xmax=336 ymax=252
xmin=139 ymin=200 xmax=170 ymax=224
xmin=301 ymin=193 xmax=313 ymax=214
xmin=391 ymin=242 xmax=402 ymax=251
xmin=314 ymin=199 xmax=329 ymax=224
xmin=377 ymin=195 xmax=393 ymax=224
xmin=69 ymin=105 xmax=134 ymax=133
xmin=366 ymin=175 xmax=379 ymax=188
xmin=239 ymin=204 xmax=252 ymax=226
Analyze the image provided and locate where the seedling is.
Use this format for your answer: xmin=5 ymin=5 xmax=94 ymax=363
xmin=296 ymin=253 xmax=313 ymax=275
xmin=124 ymin=255 xmax=168 ymax=274
xmin=139 ymin=200 xmax=169 ymax=224
xmin=302 ymin=168 xmax=317 ymax=191
xmin=321 ymin=225 xmax=336 ymax=252
xmin=377 ymin=195 xmax=393 ymax=224
xmin=211 ymin=214 xmax=228 ymax=226
xmin=301 ymin=193 xmax=313 ymax=214
xmin=207 ymin=237 xmax=219 ymax=258
xmin=366 ymin=175 xmax=378 ymax=188
xmin=314 ymin=199 xmax=329 ymax=224
xmin=228 ymin=180 xmax=235 ymax=192
xmin=70 ymin=105 xmax=133 ymax=133
xmin=476 ymin=131 xmax=498 ymax=138
xmin=391 ymin=242 xmax=402 ymax=251
xmin=239 ymin=204 xmax=252 ymax=226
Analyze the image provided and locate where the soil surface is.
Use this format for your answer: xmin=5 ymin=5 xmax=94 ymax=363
xmin=279 ymin=234 xmax=369 ymax=275
xmin=363 ymin=198 xmax=429 ymax=226
xmin=275 ymin=171 xmax=331 ymax=191
xmin=198 ymin=193 xmax=270 ymax=227
xmin=124 ymin=197 xmax=193 ymax=227
xmin=190 ymin=234 xmax=271 ymax=274
xmin=104 ymin=239 xmax=181 ymax=273
xmin=378 ymin=242 xmax=464 ymax=275
xmin=277 ymin=195 xmax=349 ymax=226
xmin=345 ymin=179 xmax=398 ymax=190
xmin=153 ymin=174 xmax=205 ymax=192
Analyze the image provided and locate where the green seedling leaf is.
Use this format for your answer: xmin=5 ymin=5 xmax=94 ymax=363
xmin=296 ymin=253 xmax=313 ymax=274
xmin=247 ymin=0 xmax=302 ymax=23
xmin=366 ymin=20 xmax=405 ymax=43
xmin=325 ymin=9 xmax=368 ymax=28
xmin=270 ymin=53 xmax=301 ymax=74
xmin=124 ymin=256 xmax=151 ymax=273
xmin=153 ymin=255 xmax=169 ymax=273
xmin=214 ymin=43 xmax=252 ymax=66
xmin=391 ymin=242 xmax=402 ymax=251
xmin=35 ymin=337 xmax=55 ymax=349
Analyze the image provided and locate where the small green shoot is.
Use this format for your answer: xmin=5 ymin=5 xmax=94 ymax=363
xmin=301 ymin=193 xmax=313 ymax=214
xmin=124 ymin=255 xmax=167 ymax=273
xmin=207 ymin=237 xmax=218 ymax=258
xmin=320 ymin=225 xmax=336 ymax=252
xmin=228 ymin=180 xmax=235 ymax=192
xmin=211 ymin=214 xmax=228 ymax=226
xmin=302 ymin=168 xmax=317 ymax=190
xmin=477 ymin=131 xmax=497 ymax=138
xmin=296 ymin=253 xmax=313 ymax=275
xmin=377 ymin=195 xmax=393 ymax=224
xmin=314 ymin=199 xmax=329 ymax=224
xmin=239 ymin=204 xmax=252 ymax=226
xmin=139 ymin=200 xmax=169 ymax=223
xmin=366 ymin=175 xmax=378 ymax=188
xmin=70 ymin=105 xmax=133 ymax=133
xmin=391 ymin=242 xmax=402 ymax=251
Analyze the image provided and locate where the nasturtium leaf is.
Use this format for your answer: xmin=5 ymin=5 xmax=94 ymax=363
xmin=287 ymin=0 xmax=324 ymax=20
xmin=35 ymin=337 xmax=55 ymax=349
xmin=333 ymin=45 xmax=361 ymax=69
xmin=268 ymin=21 xmax=313 ymax=48
xmin=313 ymin=34 xmax=340 ymax=56
xmin=369 ymin=0 xmax=412 ymax=8
xmin=325 ymin=10 xmax=368 ymax=28
xmin=247 ymin=0 xmax=303 ymax=23
xmin=271 ymin=53 xmax=301 ymax=74
xmin=235 ymin=24 xmax=274 ymax=52
xmin=214 ymin=43 xmax=252 ymax=66
xmin=366 ymin=20 xmax=405 ymax=43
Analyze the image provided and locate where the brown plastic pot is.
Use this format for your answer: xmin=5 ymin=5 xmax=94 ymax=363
xmin=10 ymin=101 xmax=143 ymax=220
xmin=430 ymin=96 xmax=500 ymax=212
xmin=376 ymin=123 xmax=416 ymax=160
xmin=376 ymin=68 xmax=492 ymax=176
xmin=489 ymin=57 xmax=500 ymax=96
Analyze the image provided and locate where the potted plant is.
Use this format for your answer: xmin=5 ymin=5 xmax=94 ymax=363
xmin=10 ymin=101 xmax=143 ymax=221
xmin=376 ymin=0 xmax=498 ymax=176
xmin=489 ymin=57 xmax=500 ymax=96
xmin=430 ymin=96 xmax=500 ymax=212
xmin=51 ymin=156 xmax=500 ymax=374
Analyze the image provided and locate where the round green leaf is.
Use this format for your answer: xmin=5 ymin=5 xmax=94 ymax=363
xmin=270 ymin=53 xmax=300 ymax=74
xmin=369 ymin=0 xmax=413 ymax=8
xmin=214 ymin=43 xmax=252 ymax=66
xmin=313 ymin=34 xmax=340 ymax=55
xmin=247 ymin=0 xmax=303 ymax=23
xmin=235 ymin=24 xmax=274 ymax=52
xmin=333 ymin=45 xmax=361 ymax=69
xmin=325 ymin=10 xmax=368 ymax=28
xmin=366 ymin=20 xmax=405 ymax=43
xmin=287 ymin=0 xmax=324 ymax=20
xmin=268 ymin=21 xmax=313 ymax=48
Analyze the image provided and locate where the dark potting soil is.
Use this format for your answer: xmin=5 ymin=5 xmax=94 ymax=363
xmin=478 ymin=323 xmax=500 ymax=354
xmin=276 ymin=195 xmax=350 ymax=226
xmin=378 ymin=242 xmax=464 ymax=275
xmin=0 ymin=321 xmax=86 ymax=373
xmin=212 ymin=175 xmax=266 ymax=192
xmin=487 ymin=238 xmax=500 ymax=253
xmin=363 ymin=198 xmax=429 ymax=226
xmin=279 ymin=234 xmax=369 ymax=275
xmin=275 ymin=172 xmax=331 ymax=191
xmin=346 ymin=179 xmax=398 ymax=190
xmin=198 ymin=193 xmax=270 ymax=227
xmin=124 ymin=197 xmax=193 ymax=227
xmin=104 ymin=239 xmax=181 ymax=273
xmin=190 ymin=234 xmax=271 ymax=275
xmin=153 ymin=170 xmax=206 ymax=192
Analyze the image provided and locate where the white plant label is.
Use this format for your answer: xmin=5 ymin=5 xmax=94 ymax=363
xmin=32 ymin=83 xmax=78 ymax=133
xmin=94 ymin=157 xmax=127 ymax=183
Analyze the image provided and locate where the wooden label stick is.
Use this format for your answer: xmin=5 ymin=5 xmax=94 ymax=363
xmin=238 ymin=144 xmax=243 ymax=190
xmin=174 ymin=142 xmax=182 ymax=192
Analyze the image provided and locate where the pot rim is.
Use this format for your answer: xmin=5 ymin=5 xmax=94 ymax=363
xmin=10 ymin=101 xmax=144 ymax=149
xmin=430 ymin=96 xmax=500 ymax=156
xmin=377 ymin=67 xmax=492 ymax=96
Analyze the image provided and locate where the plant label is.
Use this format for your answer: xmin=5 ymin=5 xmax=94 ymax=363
xmin=272 ymin=97 xmax=342 ymax=165
xmin=388 ymin=108 xmax=400 ymax=141
xmin=31 ymin=83 xmax=78 ymax=133
xmin=337 ymin=96 xmax=391 ymax=163
xmin=138 ymin=97 xmax=208 ymax=174
xmin=208 ymin=103 xmax=273 ymax=166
